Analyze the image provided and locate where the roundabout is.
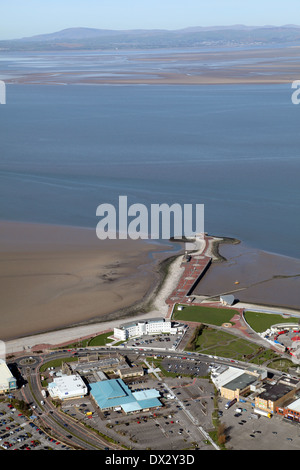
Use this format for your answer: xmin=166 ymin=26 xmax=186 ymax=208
xmin=18 ymin=356 xmax=39 ymax=367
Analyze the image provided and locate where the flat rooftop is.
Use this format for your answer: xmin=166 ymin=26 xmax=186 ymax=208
xmin=257 ymin=382 xmax=294 ymax=402
xmin=286 ymin=397 xmax=300 ymax=413
xmin=224 ymin=372 xmax=257 ymax=391
xmin=120 ymin=318 xmax=167 ymax=329
xmin=90 ymin=378 xmax=162 ymax=413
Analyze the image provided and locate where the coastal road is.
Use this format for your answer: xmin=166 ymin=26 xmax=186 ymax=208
xmin=14 ymin=348 xmax=285 ymax=451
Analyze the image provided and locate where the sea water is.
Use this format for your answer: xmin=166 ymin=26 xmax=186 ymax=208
xmin=0 ymin=82 xmax=299 ymax=258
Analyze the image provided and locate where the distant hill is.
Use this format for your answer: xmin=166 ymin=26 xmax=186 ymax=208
xmin=19 ymin=27 xmax=166 ymax=41
xmin=2 ymin=25 xmax=300 ymax=51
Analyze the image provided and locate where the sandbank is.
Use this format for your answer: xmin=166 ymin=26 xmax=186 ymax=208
xmin=3 ymin=46 xmax=300 ymax=86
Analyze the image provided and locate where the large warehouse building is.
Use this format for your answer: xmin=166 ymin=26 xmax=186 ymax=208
xmin=211 ymin=363 xmax=300 ymax=417
xmin=90 ymin=378 xmax=162 ymax=414
xmin=211 ymin=365 xmax=260 ymax=402
xmin=47 ymin=374 xmax=88 ymax=400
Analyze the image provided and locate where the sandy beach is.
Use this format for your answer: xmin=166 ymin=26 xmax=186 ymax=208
xmin=0 ymin=221 xmax=177 ymax=341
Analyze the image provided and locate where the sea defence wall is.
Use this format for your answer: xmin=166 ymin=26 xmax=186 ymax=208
xmin=166 ymin=254 xmax=212 ymax=306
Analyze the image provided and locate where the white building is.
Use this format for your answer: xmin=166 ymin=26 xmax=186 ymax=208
xmin=210 ymin=365 xmax=245 ymax=389
xmin=47 ymin=374 xmax=87 ymax=401
xmin=0 ymin=360 xmax=17 ymax=394
xmin=113 ymin=318 xmax=179 ymax=341
xmin=220 ymin=295 xmax=235 ymax=306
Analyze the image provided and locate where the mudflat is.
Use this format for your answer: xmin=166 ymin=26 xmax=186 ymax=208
xmin=0 ymin=221 xmax=170 ymax=341
xmin=4 ymin=46 xmax=300 ymax=85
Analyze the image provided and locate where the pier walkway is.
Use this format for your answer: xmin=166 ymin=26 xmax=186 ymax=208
xmin=165 ymin=235 xmax=212 ymax=317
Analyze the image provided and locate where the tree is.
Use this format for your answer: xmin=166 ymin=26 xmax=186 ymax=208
xmin=217 ymin=422 xmax=227 ymax=446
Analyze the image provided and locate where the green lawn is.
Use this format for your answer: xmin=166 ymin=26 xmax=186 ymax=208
xmin=186 ymin=327 xmax=258 ymax=359
xmin=51 ymin=331 xmax=114 ymax=350
xmin=172 ymin=304 xmax=238 ymax=326
xmin=267 ymin=358 xmax=297 ymax=373
xmin=244 ymin=311 xmax=299 ymax=333
xmin=39 ymin=356 xmax=78 ymax=372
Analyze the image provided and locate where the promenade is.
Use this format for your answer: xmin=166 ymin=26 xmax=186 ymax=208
xmin=165 ymin=235 xmax=213 ymax=318
xmin=166 ymin=255 xmax=211 ymax=307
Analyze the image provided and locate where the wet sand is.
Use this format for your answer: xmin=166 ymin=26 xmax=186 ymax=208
xmin=4 ymin=46 xmax=300 ymax=86
xmin=193 ymin=240 xmax=300 ymax=310
xmin=0 ymin=221 xmax=174 ymax=341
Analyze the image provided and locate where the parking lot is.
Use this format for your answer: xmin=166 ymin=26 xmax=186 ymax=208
xmin=88 ymin=403 xmax=211 ymax=450
xmin=62 ymin=398 xmax=97 ymax=421
xmin=60 ymin=373 xmax=216 ymax=450
xmin=161 ymin=356 xmax=210 ymax=378
xmin=0 ymin=402 xmax=70 ymax=450
xmin=111 ymin=411 xmax=204 ymax=451
xmin=219 ymin=398 xmax=300 ymax=450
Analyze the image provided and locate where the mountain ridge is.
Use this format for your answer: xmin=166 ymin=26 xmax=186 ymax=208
xmin=19 ymin=24 xmax=300 ymax=41
xmin=2 ymin=25 xmax=300 ymax=51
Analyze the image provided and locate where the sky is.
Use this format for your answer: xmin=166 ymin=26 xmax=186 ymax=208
xmin=1 ymin=0 xmax=300 ymax=40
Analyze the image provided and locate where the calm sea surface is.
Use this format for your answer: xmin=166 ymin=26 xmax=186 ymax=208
xmin=1 ymin=83 xmax=300 ymax=258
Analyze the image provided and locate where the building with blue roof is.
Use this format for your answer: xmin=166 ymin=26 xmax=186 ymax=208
xmin=89 ymin=378 xmax=162 ymax=414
